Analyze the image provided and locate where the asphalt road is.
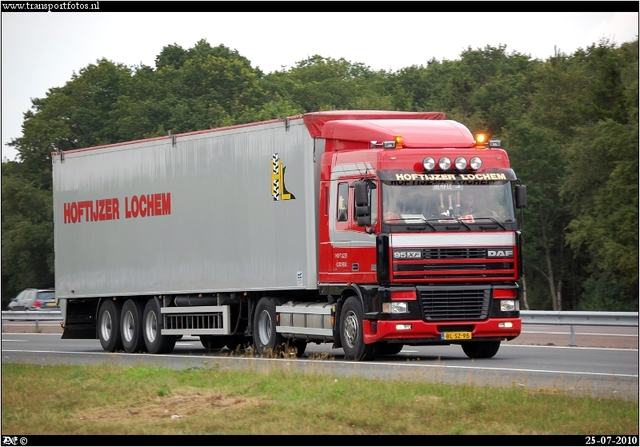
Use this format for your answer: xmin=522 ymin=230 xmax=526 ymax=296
xmin=3 ymin=320 xmax=638 ymax=348
xmin=2 ymin=324 xmax=637 ymax=401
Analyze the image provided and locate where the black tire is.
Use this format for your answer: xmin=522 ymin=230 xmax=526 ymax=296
xmin=121 ymin=299 xmax=146 ymax=353
xmin=380 ymin=343 xmax=404 ymax=356
xmin=142 ymin=299 xmax=176 ymax=354
xmin=461 ymin=341 xmax=501 ymax=359
xmin=98 ymin=299 xmax=123 ymax=352
xmin=340 ymin=296 xmax=379 ymax=361
xmin=253 ymin=297 xmax=286 ymax=357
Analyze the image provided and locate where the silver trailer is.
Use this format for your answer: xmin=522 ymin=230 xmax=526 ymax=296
xmin=53 ymin=116 xmax=325 ymax=355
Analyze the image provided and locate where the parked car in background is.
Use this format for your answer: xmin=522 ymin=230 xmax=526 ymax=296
xmin=6 ymin=288 xmax=58 ymax=311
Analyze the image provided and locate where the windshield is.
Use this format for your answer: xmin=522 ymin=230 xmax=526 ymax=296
xmin=37 ymin=291 xmax=56 ymax=302
xmin=382 ymin=182 xmax=515 ymax=226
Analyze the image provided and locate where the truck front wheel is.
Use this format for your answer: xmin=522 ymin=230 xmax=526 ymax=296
xmin=121 ymin=299 xmax=146 ymax=353
xmin=340 ymin=296 xmax=379 ymax=361
xmin=253 ymin=297 xmax=285 ymax=357
xmin=142 ymin=299 xmax=176 ymax=354
xmin=98 ymin=299 xmax=123 ymax=352
xmin=461 ymin=341 xmax=501 ymax=359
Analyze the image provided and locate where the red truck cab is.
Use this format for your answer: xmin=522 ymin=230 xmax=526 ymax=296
xmin=309 ymin=111 xmax=525 ymax=359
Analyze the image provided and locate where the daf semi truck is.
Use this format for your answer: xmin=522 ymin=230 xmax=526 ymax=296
xmin=53 ymin=110 xmax=527 ymax=360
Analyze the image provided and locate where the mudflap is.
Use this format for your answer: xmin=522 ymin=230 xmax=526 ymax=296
xmin=61 ymin=323 xmax=97 ymax=339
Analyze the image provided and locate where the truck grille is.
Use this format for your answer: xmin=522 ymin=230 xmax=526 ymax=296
xmin=392 ymin=247 xmax=516 ymax=282
xmin=419 ymin=288 xmax=490 ymax=321
xmin=423 ymin=248 xmax=486 ymax=258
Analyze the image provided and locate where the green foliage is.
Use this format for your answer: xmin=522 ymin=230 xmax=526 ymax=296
xmin=563 ymin=120 xmax=639 ymax=291
xmin=578 ymin=274 xmax=639 ymax=312
xmin=1 ymin=162 xmax=54 ymax=306
xmin=275 ymin=55 xmax=393 ymax=112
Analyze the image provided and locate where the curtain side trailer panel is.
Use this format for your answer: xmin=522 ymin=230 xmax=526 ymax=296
xmin=53 ymin=118 xmax=321 ymax=299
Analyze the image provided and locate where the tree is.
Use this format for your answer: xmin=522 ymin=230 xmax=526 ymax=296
xmin=1 ymin=163 xmax=54 ymax=306
xmin=7 ymin=59 xmax=134 ymax=189
xmin=277 ymin=55 xmax=390 ymax=112
xmin=505 ymin=121 xmax=571 ymax=310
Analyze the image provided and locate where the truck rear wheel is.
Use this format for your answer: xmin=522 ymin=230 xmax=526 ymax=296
xmin=121 ymin=299 xmax=146 ymax=353
xmin=253 ymin=297 xmax=286 ymax=357
xmin=461 ymin=341 xmax=501 ymax=359
xmin=142 ymin=299 xmax=176 ymax=354
xmin=98 ymin=299 xmax=123 ymax=352
xmin=340 ymin=296 xmax=379 ymax=361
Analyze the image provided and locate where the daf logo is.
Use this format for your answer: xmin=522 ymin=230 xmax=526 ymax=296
xmin=487 ymin=249 xmax=513 ymax=258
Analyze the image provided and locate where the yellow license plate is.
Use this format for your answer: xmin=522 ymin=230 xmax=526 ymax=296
xmin=47 ymin=302 xmax=57 ymax=307
xmin=442 ymin=332 xmax=472 ymax=340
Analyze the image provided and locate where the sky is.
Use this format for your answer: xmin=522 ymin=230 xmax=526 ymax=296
xmin=1 ymin=11 xmax=638 ymax=162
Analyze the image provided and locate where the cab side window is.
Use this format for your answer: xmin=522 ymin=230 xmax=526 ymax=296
xmin=337 ymin=182 xmax=348 ymax=222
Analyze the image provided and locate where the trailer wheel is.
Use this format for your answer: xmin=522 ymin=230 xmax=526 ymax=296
xmin=253 ymin=297 xmax=285 ymax=357
xmin=340 ymin=296 xmax=379 ymax=361
xmin=461 ymin=341 xmax=501 ymax=359
xmin=121 ymin=299 xmax=146 ymax=353
xmin=142 ymin=299 xmax=176 ymax=354
xmin=380 ymin=343 xmax=404 ymax=356
xmin=98 ymin=299 xmax=123 ymax=352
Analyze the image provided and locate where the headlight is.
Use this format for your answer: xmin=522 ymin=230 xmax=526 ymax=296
xmin=422 ymin=156 xmax=435 ymax=171
xmin=438 ymin=156 xmax=451 ymax=170
xmin=382 ymin=302 xmax=409 ymax=314
xmin=455 ymin=156 xmax=467 ymax=170
xmin=470 ymin=156 xmax=483 ymax=170
xmin=500 ymin=300 xmax=516 ymax=312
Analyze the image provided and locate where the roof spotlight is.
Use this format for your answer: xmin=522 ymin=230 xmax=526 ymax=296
xmin=423 ymin=156 xmax=435 ymax=171
xmin=455 ymin=156 xmax=467 ymax=170
xmin=438 ymin=156 xmax=451 ymax=170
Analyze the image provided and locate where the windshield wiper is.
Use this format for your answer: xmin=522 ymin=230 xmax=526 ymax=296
xmin=473 ymin=216 xmax=507 ymax=230
xmin=407 ymin=217 xmax=437 ymax=231
xmin=386 ymin=216 xmax=437 ymax=231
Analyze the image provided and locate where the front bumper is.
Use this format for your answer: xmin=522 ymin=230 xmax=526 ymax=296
xmin=363 ymin=317 xmax=522 ymax=344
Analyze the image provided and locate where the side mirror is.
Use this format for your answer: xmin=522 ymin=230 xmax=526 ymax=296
xmin=515 ymin=184 xmax=527 ymax=209
xmin=354 ymin=181 xmax=369 ymax=207
xmin=354 ymin=181 xmax=371 ymax=226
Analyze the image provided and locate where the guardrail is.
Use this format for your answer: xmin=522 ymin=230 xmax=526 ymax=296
xmin=1 ymin=310 xmax=62 ymax=332
xmin=520 ymin=311 xmax=638 ymax=326
xmin=520 ymin=310 xmax=638 ymax=346
xmin=2 ymin=310 xmax=638 ymax=343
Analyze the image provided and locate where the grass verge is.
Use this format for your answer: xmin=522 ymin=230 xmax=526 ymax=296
xmin=1 ymin=362 xmax=638 ymax=435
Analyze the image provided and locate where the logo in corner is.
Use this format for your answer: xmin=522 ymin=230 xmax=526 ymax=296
xmin=271 ymin=153 xmax=295 ymax=201
xmin=2 ymin=436 xmax=27 ymax=446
